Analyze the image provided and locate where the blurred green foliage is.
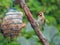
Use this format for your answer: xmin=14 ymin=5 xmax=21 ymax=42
xmin=0 ymin=0 xmax=60 ymax=45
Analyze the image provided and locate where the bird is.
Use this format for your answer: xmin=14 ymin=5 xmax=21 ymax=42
xmin=37 ymin=12 xmax=45 ymax=31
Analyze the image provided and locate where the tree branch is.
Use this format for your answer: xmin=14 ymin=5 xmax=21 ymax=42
xmin=16 ymin=0 xmax=49 ymax=45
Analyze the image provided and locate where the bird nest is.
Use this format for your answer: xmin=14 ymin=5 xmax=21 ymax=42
xmin=1 ymin=20 xmax=25 ymax=39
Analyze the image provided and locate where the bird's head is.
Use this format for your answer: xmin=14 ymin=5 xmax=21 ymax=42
xmin=38 ymin=12 xmax=44 ymax=17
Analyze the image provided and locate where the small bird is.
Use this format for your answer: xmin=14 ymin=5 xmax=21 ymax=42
xmin=38 ymin=12 xmax=45 ymax=30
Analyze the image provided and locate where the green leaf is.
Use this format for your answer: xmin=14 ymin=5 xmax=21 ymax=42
xmin=43 ymin=24 xmax=58 ymax=42
xmin=17 ymin=36 xmax=37 ymax=45
xmin=52 ymin=36 xmax=60 ymax=45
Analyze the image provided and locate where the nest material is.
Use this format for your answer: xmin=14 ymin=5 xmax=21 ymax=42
xmin=1 ymin=20 xmax=24 ymax=39
xmin=1 ymin=11 xmax=26 ymax=40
